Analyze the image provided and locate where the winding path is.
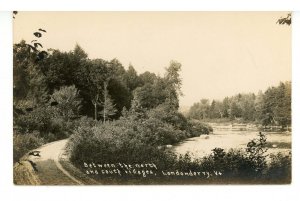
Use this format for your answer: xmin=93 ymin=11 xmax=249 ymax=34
xmin=16 ymin=139 xmax=84 ymax=185
xmin=33 ymin=139 xmax=83 ymax=185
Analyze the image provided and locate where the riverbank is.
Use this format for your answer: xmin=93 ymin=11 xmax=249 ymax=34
xmin=199 ymin=118 xmax=291 ymax=132
xmin=69 ymin=121 xmax=291 ymax=184
xmin=173 ymin=122 xmax=291 ymax=161
xmin=201 ymin=118 xmax=255 ymax=124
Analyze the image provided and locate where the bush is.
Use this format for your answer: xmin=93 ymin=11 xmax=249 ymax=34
xmin=13 ymin=100 xmax=76 ymax=164
xmin=13 ymin=131 xmax=44 ymax=163
xmin=146 ymin=104 xmax=213 ymax=141
xmin=68 ymin=119 xmax=178 ymax=170
xmin=198 ymin=148 xmax=260 ymax=180
xmin=245 ymin=131 xmax=268 ymax=174
xmin=266 ymin=152 xmax=291 ymax=182
xmin=139 ymin=117 xmax=186 ymax=145
xmin=13 ymin=85 xmax=83 ymax=149
xmin=188 ymin=119 xmax=213 ymax=136
xmin=14 ymin=106 xmax=53 ymax=134
xmin=14 ymin=105 xmax=73 ymax=141
xmin=147 ymin=103 xmax=190 ymax=132
xmin=50 ymin=85 xmax=82 ymax=119
xmin=67 ymin=105 xmax=191 ymax=173
xmin=197 ymin=132 xmax=269 ymax=180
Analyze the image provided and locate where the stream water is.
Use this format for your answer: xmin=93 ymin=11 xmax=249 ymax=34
xmin=173 ymin=123 xmax=291 ymax=159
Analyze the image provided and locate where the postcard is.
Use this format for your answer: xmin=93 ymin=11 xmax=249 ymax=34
xmin=13 ymin=11 xmax=292 ymax=185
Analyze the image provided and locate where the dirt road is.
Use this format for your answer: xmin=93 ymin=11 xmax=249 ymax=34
xmin=14 ymin=139 xmax=84 ymax=185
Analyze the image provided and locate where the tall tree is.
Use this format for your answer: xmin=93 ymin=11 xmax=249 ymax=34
xmin=13 ymin=41 xmax=32 ymax=101
xmin=222 ymin=97 xmax=230 ymax=118
xmin=100 ymin=81 xmax=117 ymax=123
xmin=261 ymin=87 xmax=277 ymax=126
xmin=50 ymin=85 xmax=82 ymax=119
xmin=273 ymin=82 xmax=291 ymax=128
xmin=255 ymin=90 xmax=264 ymax=122
xmin=164 ymin=60 xmax=183 ymax=109
xmin=86 ymin=60 xmax=108 ymax=120
xmin=124 ymin=64 xmax=140 ymax=91
xmin=240 ymin=93 xmax=256 ymax=121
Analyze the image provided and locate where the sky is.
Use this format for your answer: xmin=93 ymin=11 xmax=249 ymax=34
xmin=13 ymin=12 xmax=291 ymax=107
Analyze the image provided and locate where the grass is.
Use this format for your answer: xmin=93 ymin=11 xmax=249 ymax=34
xmin=13 ymin=161 xmax=41 ymax=185
xmin=59 ymin=160 xmax=99 ymax=185
xmin=33 ymin=159 xmax=78 ymax=185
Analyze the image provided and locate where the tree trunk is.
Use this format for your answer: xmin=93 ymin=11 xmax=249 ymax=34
xmin=103 ymin=82 xmax=108 ymax=123
xmin=92 ymin=94 xmax=99 ymax=121
xmin=94 ymin=103 xmax=97 ymax=120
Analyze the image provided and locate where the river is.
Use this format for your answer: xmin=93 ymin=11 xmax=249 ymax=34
xmin=173 ymin=122 xmax=291 ymax=159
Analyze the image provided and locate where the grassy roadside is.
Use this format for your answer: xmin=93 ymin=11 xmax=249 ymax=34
xmin=59 ymin=160 xmax=99 ymax=185
xmin=13 ymin=160 xmax=41 ymax=185
xmin=58 ymin=147 xmax=99 ymax=185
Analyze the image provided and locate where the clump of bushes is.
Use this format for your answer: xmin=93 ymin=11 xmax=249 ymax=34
xmin=68 ymin=115 xmax=178 ymax=167
xmin=13 ymin=85 xmax=82 ymax=163
xmin=145 ymin=103 xmax=213 ymax=140
xmin=68 ymin=103 xmax=213 ymax=169
xmin=14 ymin=106 xmax=74 ymax=141
xmin=13 ymin=131 xmax=44 ymax=163
xmin=188 ymin=119 xmax=213 ymax=136
xmin=267 ymin=152 xmax=291 ymax=183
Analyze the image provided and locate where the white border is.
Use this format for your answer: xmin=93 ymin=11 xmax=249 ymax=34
xmin=1 ymin=8 xmax=300 ymax=201
xmin=0 ymin=0 xmax=300 ymax=11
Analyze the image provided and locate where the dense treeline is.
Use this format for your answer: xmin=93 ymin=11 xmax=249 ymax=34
xmin=188 ymin=81 xmax=291 ymax=128
xmin=14 ymin=41 xmax=137 ymax=120
xmin=14 ymin=40 xmax=189 ymax=120
xmin=13 ymin=40 xmax=212 ymax=163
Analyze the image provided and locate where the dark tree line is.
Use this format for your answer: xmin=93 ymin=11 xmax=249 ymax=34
xmin=188 ymin=81 xmax=291 ymax=128
xmin=14 ymin=41 xmax=183 ymax=121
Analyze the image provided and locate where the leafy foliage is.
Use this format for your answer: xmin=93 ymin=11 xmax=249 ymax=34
xmin=50 ymin=85 xmax=82 ymax=119
xmin=268 ymin=152 xmax=291 ymax=182
xmin=188 ymin=82 xmax=291 ymax=128
xmin=13 ymin=131 xmax=44 ymax=163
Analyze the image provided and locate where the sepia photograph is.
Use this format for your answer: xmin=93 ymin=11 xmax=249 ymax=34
xmin=12 ymin=11 xmax=292 ymax=185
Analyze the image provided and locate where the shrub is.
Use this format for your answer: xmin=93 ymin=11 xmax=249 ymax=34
xmin=13 ymin=131 xmax=44 ymax=163
xmin=188 ymin=119 xmax=213 ymax=136
xmin=14 ymin=105 xmax=74 ymax=141
xmin=146 ymin=104 xmax=213 ymax=140
xmin=245 ymin=131 xmax=268 ymax=174
xmin=266 ymin=152 xmax=291 ymax=182
xmin=50 ymin=85 xmax=82 ymax=119
xmin=14 ymin=106 xmax=54 ymax=134
xmin=139 ymin=117 xmax=186 ymax=145
xmin=196 ymin=148 xmax=254 ymax=180
xmin=147 ymin=103 xmax=190 ymax=132
xmin=174 ymin=153 xmax=202 ymax=172
xmin=68 ymin=119 xmax=178 ymax=170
